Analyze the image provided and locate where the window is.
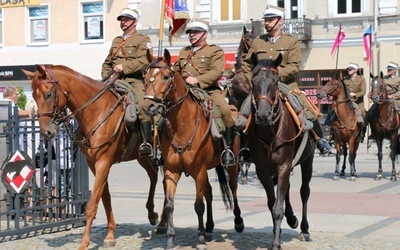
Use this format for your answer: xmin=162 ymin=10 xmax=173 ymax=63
xmin=28 ymin=5 xmax=49 ymax=44
xmin=0 ymin=9 xmax=3 ymax=45
xmin=81 ymin=1 xmax=104 ymax=41
xmin=337 ymin=0 xmax=361 ymax=15
xmin=220 ymin=0 xmax=241 ymax=22
xmin=277 ymin=0 xmax=299 ymax=18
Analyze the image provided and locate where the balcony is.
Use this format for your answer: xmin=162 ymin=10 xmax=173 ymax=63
xmin=282 ymin=17 xmax=312 ymax=42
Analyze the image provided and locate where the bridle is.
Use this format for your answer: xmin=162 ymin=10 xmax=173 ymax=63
xmin=144 ymin=63 xmax=189 ymax=115
xmin=371 ymin=77 xmax=389 ymax=104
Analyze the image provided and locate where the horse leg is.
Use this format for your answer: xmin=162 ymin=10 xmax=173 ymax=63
xmin=298 ymin=156 xmax=313 ymax=241
xmin=193 ymin=169 xmax=208 ymax=249
xmin=138 ymin=158 xmax=160 ymax=226
xmin=284 ymin=183 xmax=298 ymax=229
xmin=340 ymin=144 xmax=348 ymax=176
xmin=334 ymin=143 xmax=341 ymax=180
xmin=375 ymin=139 xmax=384 ymax=180
xmin=163 ymin=170 xmax=181 ymax=249
xmin=348 ymin=141 xmax=358 ymax=181
xmin=204 ymin=174 xmax=214 ymax=241
xmin=389 ymin=136 xmax=398 ymax=181
xmin=79 ymin=164 xmax=113 ymax=250
xmin=227 ymin=164 xmax=244 ymax=233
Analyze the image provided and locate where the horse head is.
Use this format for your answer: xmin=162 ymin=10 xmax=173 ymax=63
xmin=317 ymin=76 xmax=342 ymax=99
xmin=370 ymin=71 xmax=386 ymax=104
xmin=250 ymin=53 xmax=281 ymax=126
xmin=22 ymin=65 xmax=69 ymax=139
xmin=143 ymin=49 xmax=180 ymax=116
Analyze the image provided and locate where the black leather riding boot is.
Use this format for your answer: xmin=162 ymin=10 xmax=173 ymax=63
xmin=221 ymin=126 xmax=235 ymax=167
xmin=139 ymin=121 xmax=153 ymax=157
xmin=313 ymin=120 xmax=331 ymax=155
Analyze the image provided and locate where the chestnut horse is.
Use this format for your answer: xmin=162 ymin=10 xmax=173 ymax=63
xmin=247 ymin=54 xmax=314 ymax=250
xmin=317 ymin=77 xmax=362 ymax=181
xmin=226 ymin=26 xmax=255 ymax=183
xmin=369 ymin=72 xmax=399 ymax=181
xmin=142 ymin=49 xmax=244 ymax=249
xmin=23 ymin=65 xmax=160 ymax=249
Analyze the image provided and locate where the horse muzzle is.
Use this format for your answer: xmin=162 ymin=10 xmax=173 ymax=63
xmin=255 ymin=109 xmax=274 ymax=126
xmin=142 ymin=99 xmax=164 ymax=116
xmin=39 ymin=121 xmax=60 ymax=140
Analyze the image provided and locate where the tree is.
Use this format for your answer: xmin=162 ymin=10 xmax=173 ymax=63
xmin=16 ymin=88 xmax=27 ymax=110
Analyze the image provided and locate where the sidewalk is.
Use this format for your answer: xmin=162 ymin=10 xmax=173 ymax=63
xmin=1 ymin=141 xmax=400 ymax=249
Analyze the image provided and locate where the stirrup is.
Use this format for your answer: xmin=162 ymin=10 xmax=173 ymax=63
xmin=317 ymin=138 xmax=331 ymax=155
xmin=221 ymin=149 xmax=235 ymax=167
xmin=139 ymin=142 xmax=153 ymax=157
xmin=238 ymin=147 xmax=251 ymax=163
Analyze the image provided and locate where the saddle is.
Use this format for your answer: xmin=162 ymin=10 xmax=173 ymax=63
xmin=189 ymin=87 xmax=225 ymax=140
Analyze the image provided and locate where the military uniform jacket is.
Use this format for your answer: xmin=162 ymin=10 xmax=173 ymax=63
xmin=343 ymin=75 xmax=366 ymax=104
xmin=174 ymin=44 xmax=225 ymax=91
xmin=384 ymin=74 xmax=400 ymax=100
xmin=242 ymin=33 xmax=301 ymax=87
xmin=102 ymin=32 xmax=153 ymax=83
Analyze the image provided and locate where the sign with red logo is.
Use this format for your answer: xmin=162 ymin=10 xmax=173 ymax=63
xmin=1 ymin=150 xmax=34 ymax=194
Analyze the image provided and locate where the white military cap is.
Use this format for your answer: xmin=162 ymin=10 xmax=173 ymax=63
xmin=185 ymin=19 xmax=209 ymax=33
xmin=387 ymin=61 xmax=399 ymax=69
xmin=347 ymin=62 xmax=359 ymax=70
xmin=262 ymin=5 xmax=285 ymax=18
xmin=117 ymin=8 xmax=139 ymax=21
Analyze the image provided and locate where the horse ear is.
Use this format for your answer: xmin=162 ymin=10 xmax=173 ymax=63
xmin=21 ymin=69 xmax=35 ymax=79
xmin=274 ymin=53 xmax=283 ymax=67
xmin=250 ymin=53 xmax=258 ymax=68
xmin=243 ymin=26 xmax=247 ymax=34
xmin=370 ymin=72 xmax=374 ymax=79
xmin=36 ymin=65 xmax=47 ymax=79
xmin=380 ymin=71 xmax=384 ymax=79
xmin=146 ymin=49 xmax=154 ymax=62
xmin=164 ymin=49 xmax=171 ymax=65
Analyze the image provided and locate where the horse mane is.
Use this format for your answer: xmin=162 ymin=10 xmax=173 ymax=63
xmin=47 ymin=65 xmax=106 ymax=87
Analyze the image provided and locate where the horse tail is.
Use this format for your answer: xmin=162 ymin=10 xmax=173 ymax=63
xmin=215 ymin=165 xmax=233 ymax=210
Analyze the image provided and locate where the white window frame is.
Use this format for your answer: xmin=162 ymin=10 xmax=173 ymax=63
xmin=0 ymin=9 xmax=3 ymax=47
xmin=79 ymin=1 xmax=104 ymax=43
xmin=27 ymin=4 xmax=50 ymax=46
xmin=213 ymin=0 xmax=247 ymax=23
xmin=334 ymin=0 xmax=363 ymax=17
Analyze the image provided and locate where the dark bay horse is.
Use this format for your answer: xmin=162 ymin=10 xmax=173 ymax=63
xmin=369 ymin=72 xmax=399 ymax=181
xmin=23 ymin=65 xmax=160 ymax=249
xmin=226 ymin=26 xmax=255 ymax=184
xmin=247 ymin=54 xmax=314 ymax=250
xmin=142 ymin=49 xmax=244 ymax=249
xmin=317 ymin=77 xmax=362 ymax=181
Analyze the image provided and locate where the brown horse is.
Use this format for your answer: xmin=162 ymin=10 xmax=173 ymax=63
xmin=247 ymin=54 xmax=314 ymax=250
xmin=317 ymin=77 xmax=362 ymax=181
xmin=23 ymin=65 xmax=160 ymax=249
xmin=368 ymin=72 xmax=399 ymax=181
xmin=142 ymin=49 xmax=244 ymax=249
xmin=226 ymin=26 xmax=255 ymax=183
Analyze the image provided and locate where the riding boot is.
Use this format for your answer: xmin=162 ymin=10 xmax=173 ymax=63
xmin=313 ymin=120 xmax=331 ymax=155
xmin=221 ymin=126 xmax=235 ymax=167
xmin=139 ymin=121 xmax=153 ymax=157
xmin=359 ymin=123 xmax=366 ymax=143
xmin=236 ymin=95 xmax=251 ymax=131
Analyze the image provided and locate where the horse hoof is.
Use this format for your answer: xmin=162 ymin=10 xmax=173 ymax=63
xmin=374 ymin=175 xmax=382 ymax=181
xmin=235 ymin=222 xmax=245 ymax=233
xmin=156 ymin=225 xmax=167 ymax=234
xmin=205 ymin=232 xmax=213 ymax=242
xmin=149 ymin=213 xmax=159 ymax=226
xmin=339 ymin=172 xmax=345 ymax=176
xmin=240 ymin=178 xmax=248 ymax=185
xmin=350 ymin=176 xmax=356 ymax=181
xmin=165 ymin=242 xmax=176 ymax=250
xmin=103 ymin=239 xmax=116 ymax=248
xmin=333 ymin=176 xmax=339 ymax=181
xmin=196 ymin=243 xmax=208 ymax=250
xmin=287 ymin=216 xmax=298 ymax=229
xmin=390 ymin=176 xmax=397 ymax=182
xmin=298 ymin=232 xmax=311 ymax=242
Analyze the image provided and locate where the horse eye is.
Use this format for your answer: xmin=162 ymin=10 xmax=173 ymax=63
xmin=44 ymin=92 xmax=52 ymax=100
xmin=162 ymin=75 xmax=169 ymax=81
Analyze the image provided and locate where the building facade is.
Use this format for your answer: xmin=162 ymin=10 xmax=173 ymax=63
xmin=0 ymin=0 xmax=399 ymax=110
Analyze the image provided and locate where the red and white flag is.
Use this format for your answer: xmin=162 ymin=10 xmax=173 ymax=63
xmin=330 ymin=26 xmax=346 ymax=56
xmin=363 ymin=25 xmax=372 ymax=66
xmin=165 ymin=0 xmax=190 ymax=45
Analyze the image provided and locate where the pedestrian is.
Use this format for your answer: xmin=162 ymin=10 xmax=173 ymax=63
xmin=101 ymin=8 xmax=154 ymax=157
xmin=343 ymin=62 xmax=367 ymax=141
xmin=238 ymin=4 xmax=331 ymax=155
xmin=174 ymin=19 xmax=236 ymax=167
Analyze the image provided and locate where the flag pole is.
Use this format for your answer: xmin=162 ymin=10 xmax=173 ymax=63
xmin=158 ymin=0 xmax=166 ymax=57
xmin=335 ymin=24 xmax=341 ymax=73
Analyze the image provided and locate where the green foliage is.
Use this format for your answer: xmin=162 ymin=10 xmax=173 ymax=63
xmin=16 ymin=88 xmax=27 ymax=110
